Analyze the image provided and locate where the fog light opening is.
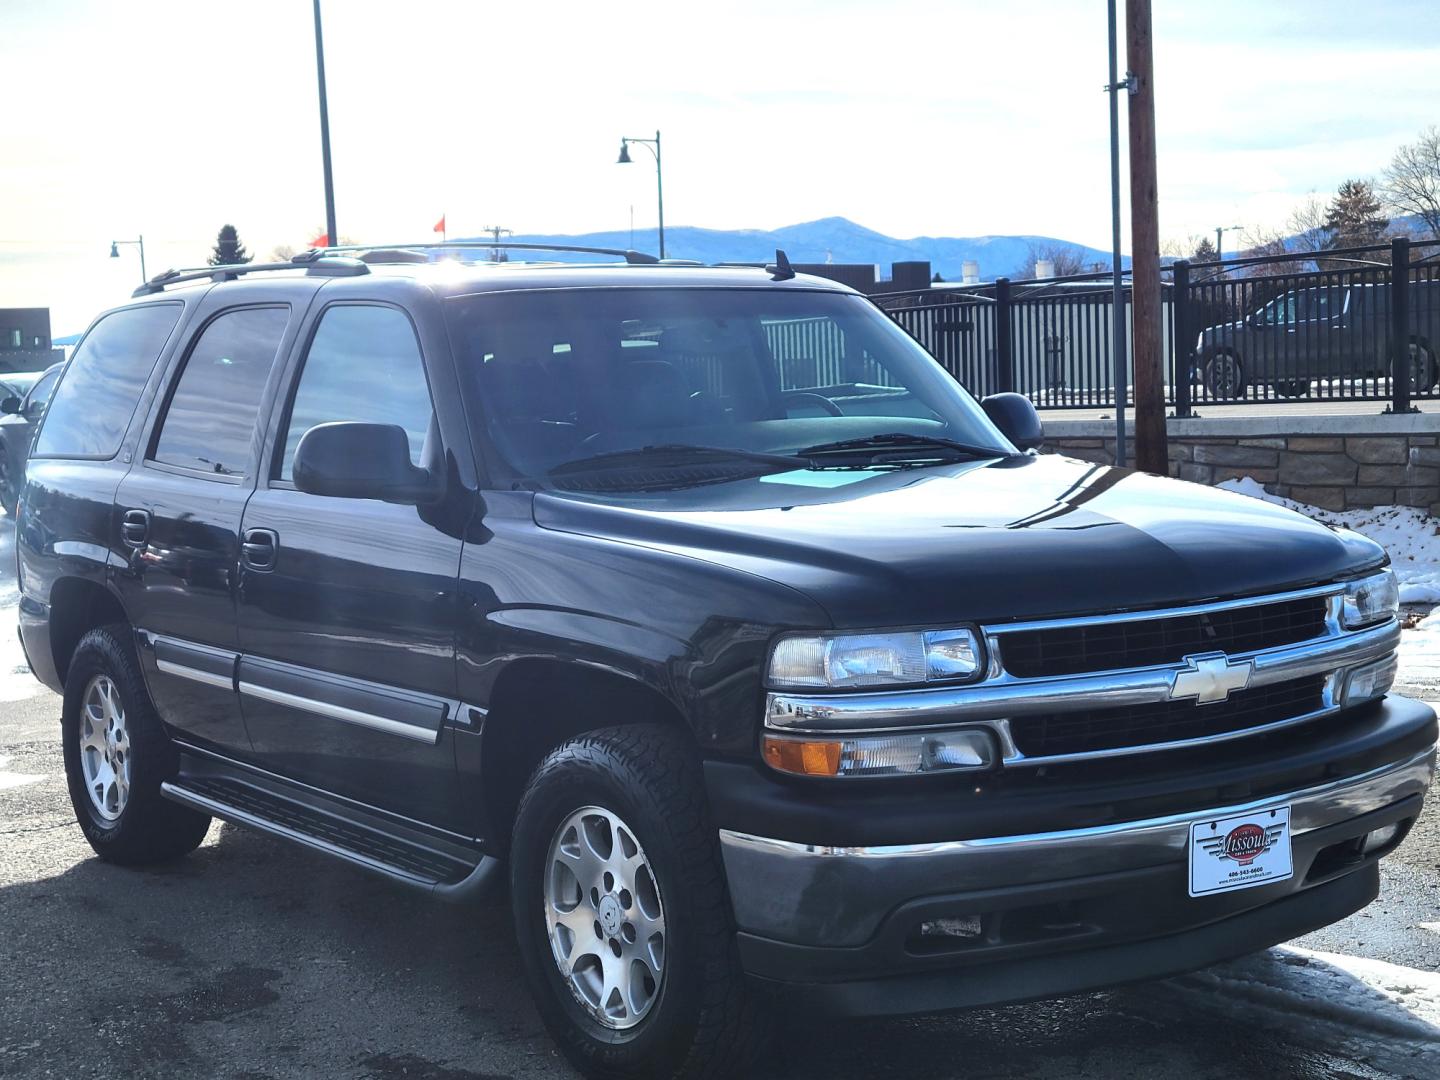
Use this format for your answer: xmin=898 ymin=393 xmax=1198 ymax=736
xmin=1361 ymin=821 xmax=1404 ymax=856
xmin=919 ymin=916 xmax=983 ymax=941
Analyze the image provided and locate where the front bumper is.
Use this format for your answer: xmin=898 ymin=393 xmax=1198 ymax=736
xmin=718 ymin=714 xmax=1435 ymax=1015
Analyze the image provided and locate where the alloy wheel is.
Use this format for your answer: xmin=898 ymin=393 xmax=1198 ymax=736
xmin=1207 ymin=354 xmax=1243 ymax=399
xmin=1409 ymin=342 xmax=1437 ymax=394
xmin=544 ymin=805 xmax=666 ymax=1030
xmin=78 ymin=674 xmax=130 ymax=821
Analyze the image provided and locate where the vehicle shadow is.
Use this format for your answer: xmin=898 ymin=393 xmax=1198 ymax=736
xmin=2 ymin=818 xmax=1437 ymax=1080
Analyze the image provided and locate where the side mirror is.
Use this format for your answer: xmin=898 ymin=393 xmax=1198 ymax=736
xmin=293 ymin=422 xmax=443 ymax=505
xmin=0 ymin=396 xmax=21 ymax=415
xmin=980 ymin=392 xmax=1043 ymax=451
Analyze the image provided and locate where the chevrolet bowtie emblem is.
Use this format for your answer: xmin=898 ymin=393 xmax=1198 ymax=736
xmin=1169 ymin=652 xmax=1253 ymax=705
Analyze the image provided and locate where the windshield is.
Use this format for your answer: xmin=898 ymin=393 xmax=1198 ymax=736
xmin=445 ymin=287 xmax=1013 ymax=489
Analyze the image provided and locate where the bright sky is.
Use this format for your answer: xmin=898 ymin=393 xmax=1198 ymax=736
xmin=3 ymin=0 xmax=1439 ymax=334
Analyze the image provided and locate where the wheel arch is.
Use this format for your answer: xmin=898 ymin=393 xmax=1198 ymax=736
xmin=478 ymin=658 xmax=697 ymax=854
xmin=48 ymin=576 xmax=131 ymax=686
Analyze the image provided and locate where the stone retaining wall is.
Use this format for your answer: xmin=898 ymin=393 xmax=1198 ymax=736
xmin=1043 ymin=413 xmax=1440 ymax=514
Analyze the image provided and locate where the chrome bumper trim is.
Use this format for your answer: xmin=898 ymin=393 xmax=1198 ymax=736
xmin=718 ymin=742 xmax=1436 ymax=946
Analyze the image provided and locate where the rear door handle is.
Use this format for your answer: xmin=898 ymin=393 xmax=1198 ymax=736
xmin=241 ymin=528 xmax=279 ymax=572
xmin=121 ymin=509 xmax=150 ymax=548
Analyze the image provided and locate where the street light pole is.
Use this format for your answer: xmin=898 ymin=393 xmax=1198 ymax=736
xmin=109 ymin=235 xmax=146 ymax=285
xmin=1214 ymin=224 xmax=1243 ymax=264
xmin=313 ymin=0 xmax=338 ymax=245
xmin=618 ymin=131 xmax=665 ymax=259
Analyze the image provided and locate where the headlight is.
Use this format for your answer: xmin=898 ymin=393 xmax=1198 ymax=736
xmin=762 ymin=727 xmax=996 ymax=778
xmin=768 ymin=628 xmax=982 ymax=689
xmin=1342 ymin=570 xmax=1399 ymax=629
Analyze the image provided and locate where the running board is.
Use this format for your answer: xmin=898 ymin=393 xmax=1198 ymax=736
xmin=161 ymin=759 xmax=501 ymax=903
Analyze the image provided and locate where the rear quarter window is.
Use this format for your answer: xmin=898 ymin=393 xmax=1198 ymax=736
xmin=34 ymin=303 xmax=184 ymax=458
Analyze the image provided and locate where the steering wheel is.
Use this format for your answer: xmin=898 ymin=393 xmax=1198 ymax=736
xmin=782 ymin=391 xmax=844 ymax=417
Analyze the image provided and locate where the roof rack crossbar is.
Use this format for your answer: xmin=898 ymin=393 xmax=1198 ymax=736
xmin=300 ymin=241 xmax=661 ymax=265
xmin=132 ymin=256 xmax=369 ymax=297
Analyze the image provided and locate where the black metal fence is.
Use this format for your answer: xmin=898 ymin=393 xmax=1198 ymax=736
xmin=873 ymin=236 xmax=1440 ymax=414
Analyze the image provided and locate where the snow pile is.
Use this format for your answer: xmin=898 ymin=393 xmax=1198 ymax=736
xmin=1218 ymin=477 xmax=1440 ymax=603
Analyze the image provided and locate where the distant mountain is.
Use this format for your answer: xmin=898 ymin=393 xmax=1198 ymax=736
xmin=456 ymin=217 xmax=1125 ymax=281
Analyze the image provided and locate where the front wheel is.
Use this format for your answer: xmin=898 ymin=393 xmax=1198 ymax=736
xmin=509 ymin=726 xmax=767 ymax=1079
xmin=1202 ymin=351 xmax=1246 ymax=400
xmin=61 ymin=624 xmax=210 ymax=864
xmin=1409 ymin=341 xmax=1438 ymax=396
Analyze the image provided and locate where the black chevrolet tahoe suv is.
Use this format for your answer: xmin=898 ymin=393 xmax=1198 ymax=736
xmin=16 ymin=246 xmax=1436 ymax=1079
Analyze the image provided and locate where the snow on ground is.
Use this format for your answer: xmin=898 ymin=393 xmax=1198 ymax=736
xmin=1168 ymin=946 xmax=1440 ymax=1075
xmin=1218 ymin=477 xmax=1440 ymax=603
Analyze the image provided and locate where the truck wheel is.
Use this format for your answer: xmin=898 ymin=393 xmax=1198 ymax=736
xmin=1276 ymin=379 xmax=1311 ymax=398
xmin=1203 ymin=352 xmax=1246 ymax=400
xmin=509 ymin=726 xmax=767 ymax=1079
xmin=61 ymin=625 xmax=210 ymax=865
xmin=1409 ymin=341 xmax=1438 ymax=395
xmin=0 ymin=454 xmax=17 ymax=517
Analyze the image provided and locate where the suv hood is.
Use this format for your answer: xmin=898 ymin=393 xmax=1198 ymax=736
xmin=532 ymin=454 xmax=1384 ymax=628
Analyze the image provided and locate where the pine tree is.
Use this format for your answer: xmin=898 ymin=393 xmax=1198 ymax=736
xmin=1324 ymin=180 xmax=1388 ymax=249
xmin=208 ymin=224 xmax=253 ymax=266
xmin=1193 ymin=237 xmax=1218 ymax=262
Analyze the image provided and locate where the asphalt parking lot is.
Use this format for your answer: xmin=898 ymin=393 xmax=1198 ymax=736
xmin=4 ymin=688 xmax=1440 ymax=1080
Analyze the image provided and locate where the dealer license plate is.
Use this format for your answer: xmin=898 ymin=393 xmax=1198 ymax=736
xmin=1188 ymin=805 xmax=1293 ymax=897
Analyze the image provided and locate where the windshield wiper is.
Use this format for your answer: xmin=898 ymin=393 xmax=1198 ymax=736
xmin=796 ymin=432 xmax=1016 ymax=462
xmin=549 ymin=443 xmax=802 ymax=476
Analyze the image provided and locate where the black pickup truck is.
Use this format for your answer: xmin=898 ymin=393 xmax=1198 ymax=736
xmin=16 ymin=247 xmax=1436 ymax=1079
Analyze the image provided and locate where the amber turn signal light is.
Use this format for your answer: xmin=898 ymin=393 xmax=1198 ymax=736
xmin=762 ymin=735 xmax=843 ymax=777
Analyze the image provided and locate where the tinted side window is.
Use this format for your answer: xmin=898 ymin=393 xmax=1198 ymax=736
xmin=25 ymin=368 xmax=60 ymax=417
xmin=279 ymin=305 xmax=433 ymax=480
xmin=34 ymin=303 xmax=182 ymax=457
xmin=152 ymin=306 xmax=289 ymax=478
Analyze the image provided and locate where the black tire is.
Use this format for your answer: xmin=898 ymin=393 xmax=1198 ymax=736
xmin=61 ymin=624 xmax=210 ymax=865
xmin=1275 ymin=379 xmax=1311 ymax=398
xmin=510 ymin=725 xmax=767 ymax=1079
xmin=1409 ymin=341 xmax=1438 ymax=396
xmin=1202 ymin=351 xmax=1246 ymax=400
xmin=0 ymin=455 xmax=17 ymax=517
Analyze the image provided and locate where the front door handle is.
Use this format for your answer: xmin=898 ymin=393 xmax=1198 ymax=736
xmin=121 ymin=509 xmax=150 ymax=548
xmin=241 ymin=528 xmax=279 ymax=572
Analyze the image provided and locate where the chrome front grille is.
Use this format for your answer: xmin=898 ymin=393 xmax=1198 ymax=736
xmin=1007 ymin=674 xmax=1327 ymax=758
xmin=765 ymin=583 xmax=1401 ymax=767
xmin=998 ymin=596 xmax=1329 ymax=679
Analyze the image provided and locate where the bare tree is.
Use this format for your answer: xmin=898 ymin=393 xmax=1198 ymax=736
xmin=270 ymin=244 xmax=296 ymax=263
xmin=1021 ymin=241 xmax=1091 ymax=279
xmin=1382 ymin=126 xmax=1440 ymax=240
xmin=1286 ymin=193 xmax=1331 ymax=251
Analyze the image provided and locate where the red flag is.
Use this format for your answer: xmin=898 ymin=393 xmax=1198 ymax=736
xmin=433 ymin=215 xmax=446 ymax=234
xmin=311 ymin=232 xmax=330 ymax=248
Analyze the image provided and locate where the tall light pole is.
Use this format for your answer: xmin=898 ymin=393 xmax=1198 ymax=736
xmin=1215 ymin=224 xmax=1244 ymax=264
xmin=110 ymin=235 xmax=146 ymax=285
xmin=617 ymin=131 xmax=664 ymax=258
xmin=1104 ymin=0 xmax=1133 ymax=467
xmin=313 ymin=0 xmax=338 ymax=245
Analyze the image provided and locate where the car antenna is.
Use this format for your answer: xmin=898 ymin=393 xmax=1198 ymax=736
xmin=766 ymin=248 xmax=795 ymax=281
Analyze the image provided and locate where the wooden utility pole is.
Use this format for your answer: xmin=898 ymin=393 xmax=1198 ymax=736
xmin=1126 ymin=0 xmax=1168 ymax=474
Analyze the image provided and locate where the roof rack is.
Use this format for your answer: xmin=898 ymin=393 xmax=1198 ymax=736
xmin=133 ymin=255 xmax=369 ymax=297
xmin=298 ymin=241 xmax=661 ymax=265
